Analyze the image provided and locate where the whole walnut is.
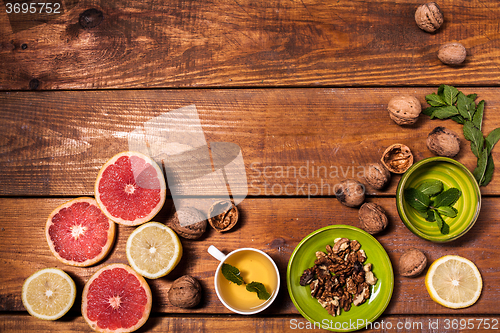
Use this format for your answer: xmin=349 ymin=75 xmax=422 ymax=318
xmin=427 ymin=127 xmax=461 ymax=157
xmin=364 ymin=162 xmax=391 ymax=190
xmin=387 ymin=95 xmax=422 ymax=125
xmin=415 ymin=2 xmax=443 ymax=33
xmin=168 ymin=207 xmax=207 ymax=239
xmin=358 ymin=202 xmax=388 ymax=234
xmin=334 ymin=179 xmax=365 ymax=208
xmin=168 ymin=275 xmax=202 ymax=308
xmin=438 ymin=42 xmax=466 ymax=65
xmin=399 ymin=248 xmax=427 ymax=277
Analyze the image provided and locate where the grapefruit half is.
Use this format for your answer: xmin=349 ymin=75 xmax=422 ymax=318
xmin=95 ymin=151 xmax=166 ymax=226
xmin=82 ymin=263 xmax=152 ymax=333
xmin=46 ymin=197 xmax=115 ymax=267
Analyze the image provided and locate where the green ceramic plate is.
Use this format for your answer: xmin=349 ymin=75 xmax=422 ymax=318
xmin=287 ymin=225 xmax=393 ymax=332
xmin=396 ymin=157 xmax=481 ymax=242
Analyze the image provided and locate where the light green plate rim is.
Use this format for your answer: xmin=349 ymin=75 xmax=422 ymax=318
xmin=396 ymin=157 xmax=481 ymax=243
xmin=286 ymin=225 xmax=394 ymax=332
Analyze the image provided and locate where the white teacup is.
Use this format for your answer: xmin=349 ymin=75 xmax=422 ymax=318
xmin=208 ymin=245 xmax=280 ymax=315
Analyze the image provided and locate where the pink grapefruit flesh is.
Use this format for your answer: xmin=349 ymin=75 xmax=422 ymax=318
xmin=46 ymin=197 xmax=115 ymax=267
xmin=82 ymin=263 xmax=152 ymax=333
xmin=95 ymin=151 xmax=166 ymax=226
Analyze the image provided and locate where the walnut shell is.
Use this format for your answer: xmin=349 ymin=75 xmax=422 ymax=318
xmin=168 ymin=275 xmax=202 ymax=308
xmin=415 ymin=2 xmax=443 ymax=33
xmin=427 ymin=126 xmax=461 ymax=157
xmin=387 ymin=95 xmax=422 ymax=125
xmin=438 ymin=42 xmax=466 ymax=65
xmin=168 ymin=207 xmax=207 ymax=239
xmin=208 ymin=200 xmax=238 ymax=232
xmin=364 ymin=162 xmax=391 ymax=190
xmin=358 ymin=202 xmax=388 ymax=234
xmin=399 ymin=248 xmax=427 ymax=277
xmin=334 ymin=179 xmax=365 ymax=208
xmin=381 ymin=143 xmax=414 ymax=174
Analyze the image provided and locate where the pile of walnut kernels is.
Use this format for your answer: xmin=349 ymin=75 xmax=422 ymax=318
xmin=299 ymin=238 xmax=377 ymax=317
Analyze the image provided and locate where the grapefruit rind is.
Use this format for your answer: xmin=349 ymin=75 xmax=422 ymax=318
xmin=82 ymin=263 xmax=152 ymax=333
xmin=22 ymin=268 xmax=76 ymax=321
xmin=45 ymin=197 xmax=116 ymax=267
xmin=95 ymin=151 xmax=167 ymax=226
xmin=425 ymin=255 xmax=482 ymax=309
xmin=126 ymin=222 xmax=183 ymax=279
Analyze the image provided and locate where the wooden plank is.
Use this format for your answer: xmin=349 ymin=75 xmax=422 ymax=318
xmin=1 ymin=0 xmax=500 ymax=89
xmin=1 ymin=197 xmax=499 ymax=315
xmin=1 ymin=88 xmax=500 ymax=196
xmin=2 ymin=314 xmax=500 ymax=333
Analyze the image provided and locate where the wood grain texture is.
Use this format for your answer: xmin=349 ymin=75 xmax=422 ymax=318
xmin=2 ymin=314 xmax=500 ymax=333
xmin=1 ymin=88 xmax=500 ymax=196
xmin=1 ymin=197 xmax=499 ymax=315
xmin=1 ymin=0 xmax=500 ymax=89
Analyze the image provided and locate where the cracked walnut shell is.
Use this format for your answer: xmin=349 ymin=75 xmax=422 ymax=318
xmin=387 ymin=95 xmax=422 ymax=125
xmin=399 ymin=248 xmax=427 ymax=277
xmin=381 ymin=144 xmax=414 ymax=174
xmin=168 ymin=275 xmax=202 ymax=308
xmin=208 ymin=200 xmax=239 ymax=232
xmin=415 ymin=2 xmax=444 ymax=33
xmin=427 ymin=126 xmax=461 ymax=157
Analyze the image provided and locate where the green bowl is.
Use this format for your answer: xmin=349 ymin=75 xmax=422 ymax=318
xmin=396 ymin=157 xmax=481 ymax=242
xmin=287 ymin=225 xmax=394 ymax=332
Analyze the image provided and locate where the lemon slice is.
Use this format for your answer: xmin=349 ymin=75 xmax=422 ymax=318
xmin=126 ymin=222 xmax=183 ymax=279
xmin=425 ymin=255 xmax=482 ymax=309
xmin=22 ymin=268 xmax=76 ymax=320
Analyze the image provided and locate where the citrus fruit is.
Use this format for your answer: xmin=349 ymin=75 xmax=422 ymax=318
xmin=22 ymin=268 xmax=76 ymax=320
xmin=95 ymin=151 xmax=166 ymax=226
xmin=425 ymin=255 xmax=482 ymax=309
xmin=126 ymin=222 xmax=182 ymax=279
xmin=82 ymin=263 xmax=152 ymax=333
xmin=46 ymin=197 xmax=116 ymax=267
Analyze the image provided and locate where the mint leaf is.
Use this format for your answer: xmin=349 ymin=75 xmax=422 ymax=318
xmin=404 ymin=188 xmax=430 ymax=213
xmin=463 ymin=120 xmax=484 ymax=158
xmin=467 ymin=93 xmax=478 ymax=101
xmin=246 ymin=282 xmax=271 ymax=300
xmin=481 ymin=155 xmax=495 ymax=186
xmin=426 ymin=93 xmax=447 ymax=107
xmin=433 ymin=188 xmax=461 ymax=208
xmin=426 ymin=209 xmax=436 ymax=222
xmin=472 ymin=100 xmax=484 ymax=131
xmin=473 ymin=147 xmax=489 ymax=185
xmin=485 ymin=127 xmax=500 ymax=155
xmin=435 ymin=206 xmax=458 ymax=218
xmin=457 ymin=92 xmax=475 ymax=120
xmin=416 ymin=180 xmax=443 ymax=197
xmin=451 ymin=115 xmax=465 ymax=124
xmin=443 ymin=85 xmax=459 ymax=106
xmin=221 ymin=263 xmax=245 ymax=285
xmin=430 ymin=105 xmax=459 ymax=119
xmin=434 ymin=212 xmax=450 ymax=235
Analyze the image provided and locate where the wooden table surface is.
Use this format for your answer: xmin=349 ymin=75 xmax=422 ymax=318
xmin=2 ymin=0 xmax=500 ymax=332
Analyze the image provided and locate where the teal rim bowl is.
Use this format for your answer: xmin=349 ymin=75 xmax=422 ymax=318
xmin=287 ymin=225 xmax=394 ymax=332
xmin=396 ymin=157 xmax=481 ymax=242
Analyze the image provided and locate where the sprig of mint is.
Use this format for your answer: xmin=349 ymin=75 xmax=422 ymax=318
xmin=404 ymin=180 xmax=461 ymax=235
xmin=423 ymin=84 xmax=500 ymax=186
xmin=221 ymin=263 xmax=271 ymax=300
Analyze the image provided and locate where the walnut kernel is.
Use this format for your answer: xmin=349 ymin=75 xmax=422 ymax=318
xmin=438 ymin=42 xmax=466 ymax=65
xmin=168 ymin=275 xmax=202 ymax=308
xmin=207 ymin=200 xmax=238 ymax=232
xmin=167 ymin=207 xmax=207 ymax=239
xmin=427 ymin=126 xmax=461 ymax=157
xmin=381 ymin=143 xmax=414 ymax=174
xmin=358 ymin=202 xmax=388 ymax=235
xmin=364 ymin=162 xmax=391 ymax=190
xmin=387 ymin=95 xmax=422 ymax=125
xmin=415 ymin=2 xmax=443 ymax=33
xmin=334 ymin=179 xmax=365 ymax=208
xmin=399 ymin=248 xmax=427 ymax=277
